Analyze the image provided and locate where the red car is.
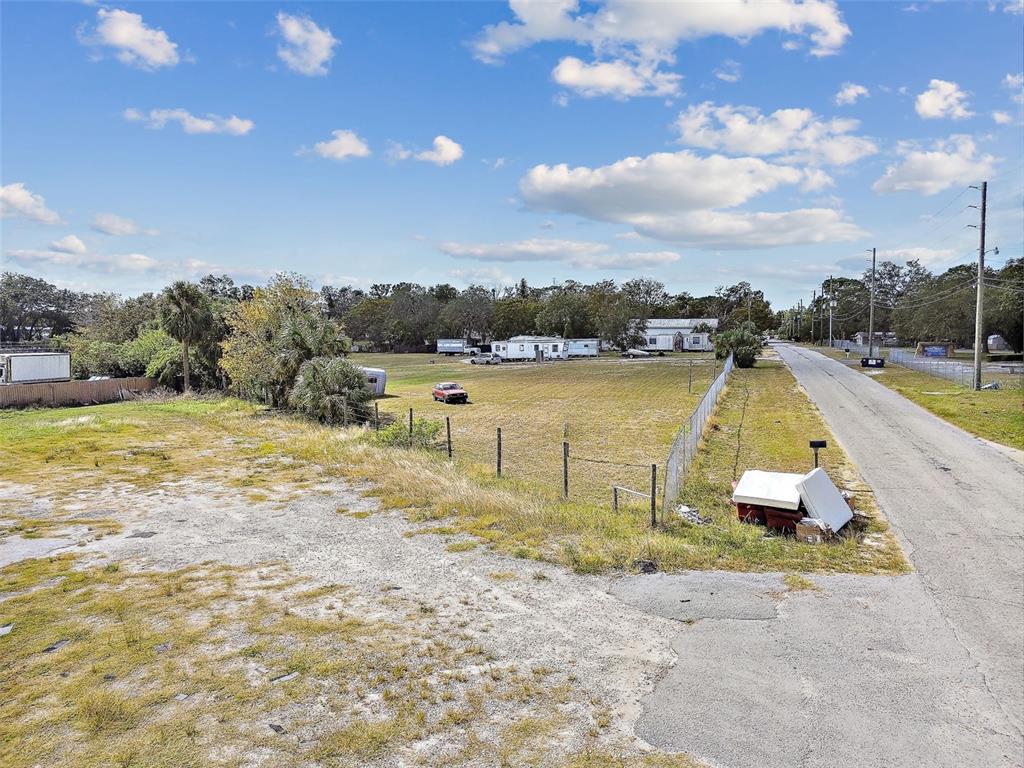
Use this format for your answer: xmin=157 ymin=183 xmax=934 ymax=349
xmin=432 ymin=382 xmax=469 ymax=404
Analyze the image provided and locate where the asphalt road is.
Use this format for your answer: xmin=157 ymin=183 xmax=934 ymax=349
xmin=613 ymin=343 xmax=1023 ymax=768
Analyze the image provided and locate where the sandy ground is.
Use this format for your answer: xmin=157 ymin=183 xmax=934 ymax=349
xmin=0 ymin=475 xmax=679 ymax=753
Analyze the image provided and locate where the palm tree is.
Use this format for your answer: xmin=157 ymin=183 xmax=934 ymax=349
xmin=288 ymin=356 xmax=372 ymax=424
xmin=159 ymin=281 xmax=213 ymax=391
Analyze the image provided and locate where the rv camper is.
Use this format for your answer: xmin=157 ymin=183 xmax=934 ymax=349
xmin=492 ymin=336 xmax=568 ymax=361
xmin=0 ymin=352 xmax=72 ymax=385
xmin=358 ymin=366 xmax=387 ymax=396
xmin=566 ymin=339 xmax=599 ymax=358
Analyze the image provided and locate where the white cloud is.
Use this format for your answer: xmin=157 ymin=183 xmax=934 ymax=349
xmin=79 ymin=8 xmax=180 ymax=70
xmin=552 ymin=56 xmax=681 ymax=99
xmin=915 ymin=79 xmax=974 ymax=120
xmin=275 ymin=12 xmax=338 ymax=77
xmin=92 ymin=212 xmax=158 ymax=236
xmin=0 ymin=183 xmax=61 ymax=224
xmin=992 ymin=111 xmax=1013 ymax=125
xmin=988 ymin=0 xmax=1023 ymax=14
xmin=124 ymin=107 xmax=254 ymax=135
xmin=447 ymin=266 xmax=516 ymax=286
xmin=7 ymin=249 xmax=159 ymax=273
xmin=1003 ymin=72 xmax=1023 ymax=104
xmin=472 ymin=0 xmax=850 ymax=64
xmin=673 ymin=102 xmax=877 ymax=166
xmin=50 ymin=235 xmax=87 ymax=254
xmin=415 ymin=136 xmax=464 ymax=166
xmin=834 ymin=82 xmax=869 ymax=105
xmin=714 ymin=59 xmax=742 ymax=83
xmin=876 ymin=247 xmax=956 ymax=267
xmin=518 ymin=150 xmax=864 ymax=249
xmin=872 ymin=135 xmax=996 ymax=196
xmin=312 ymin=130 xmax=371 ymax=161
xmin=438 ymin=238 xmax=680 ymax=270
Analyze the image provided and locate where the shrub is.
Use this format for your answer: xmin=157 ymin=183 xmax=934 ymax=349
xmin=714 ymin=325 xmax=762 ymax=368
xmin=288 ymin=356 xmax=372 ymax=424
xmin=373 ymin=418 xmax=442 ymax=449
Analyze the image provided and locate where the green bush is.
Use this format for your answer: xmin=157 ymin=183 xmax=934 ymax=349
xmin=714 ymin=325 xmax=762 ymax=368
xmin=288 ymin=356 xmax=373 ymax=425
xmin=373 ymin=418 xmax=442 ymax=449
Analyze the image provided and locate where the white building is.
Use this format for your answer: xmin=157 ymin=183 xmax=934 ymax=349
xmin=634 ymin=319 xmax=718 ymax=352
xmin=492 ymin=336 xmax=568 ymax=361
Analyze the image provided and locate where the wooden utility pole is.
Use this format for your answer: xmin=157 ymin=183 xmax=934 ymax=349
xmin=828 ymin=275 xmax=834 ymax=347
xmin=973 ymin=181 xmax=988 ymax=391
xmin=867 ymin=248 xmax=877 ymax=358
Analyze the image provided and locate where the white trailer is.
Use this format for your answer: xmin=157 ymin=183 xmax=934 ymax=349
xmin=0 ymin=352 xmax=72 ymax=385
xmin=566 ymin=339 xmax=599 ymax=357
xmin=436 ymin=339 xmax=480 ymax=356
xmin=492 ymin=336 xmax=568 ymax=361
xmin=358 ymin=366 xmax=387 ymax=396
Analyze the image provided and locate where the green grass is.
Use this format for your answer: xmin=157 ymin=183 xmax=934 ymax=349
xmin=354 ymin=352 xmax=716 ymax=503
xmin=806 ymin=346 xmax=1024 ymax=450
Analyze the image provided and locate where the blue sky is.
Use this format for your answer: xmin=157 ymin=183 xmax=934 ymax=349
xmin=1 ymin=0 xmax=1021 ymax=307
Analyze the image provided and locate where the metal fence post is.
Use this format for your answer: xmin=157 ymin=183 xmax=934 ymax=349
xmin=496 ymin=427 xmax=502 ymax=477
xmin=446 ymin=416 xmax=452 ymax=459
xmin=612 ymin=486 xmax=619 ymax=512
xmin=375 ymin=402 xmax=380 ymax=432
xmin=408 ymin=407 xmax=413 ymax=440
xmin=688 ymin=361 xmax=693 ymax=393
xmin=562 ymin=441 xmax=569 ymax=499
xmin=650 ymin=464 xmax=657 ymax=528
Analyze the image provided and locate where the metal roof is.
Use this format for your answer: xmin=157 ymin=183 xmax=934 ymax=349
xmin=640 ymin=318 xmax=719 ymax=329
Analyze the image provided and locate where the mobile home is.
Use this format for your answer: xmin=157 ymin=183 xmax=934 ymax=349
xmin=357 ymin=366 xmax=387 ymax=396
xmin=566 ymin=339 xmax=599 ymax=358
xmin=436 ymin=339 xmax=480 ymax=355
xmin=0 ymin=352 xmax=71 ymax=385
xmin=634 ymin=319 xmax=718 ymax=352
xmin=492 ymin=336 xmax=568 ymax=361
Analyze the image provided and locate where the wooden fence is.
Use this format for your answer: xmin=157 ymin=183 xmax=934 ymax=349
xmin=0 ymin=377 xmax=157 ymax=409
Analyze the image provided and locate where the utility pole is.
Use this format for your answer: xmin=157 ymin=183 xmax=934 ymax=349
xmin=867 ymin=247 xmax=877 ymax=358
xmin=811 ymin=290 xmax=816 ymax=344
xmin=973 ymin=181 xmax=987 ymax=391
xmin=828 ymin=275 xmax=834 ymax=347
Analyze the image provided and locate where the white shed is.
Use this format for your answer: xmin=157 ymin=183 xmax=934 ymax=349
xmin=566 ymin=339 xmax=599 ymax=357
xmin=358 ymin=366 xmax=387 ymax=396
xmin=492 ymin=336 xmax=567 ymax=361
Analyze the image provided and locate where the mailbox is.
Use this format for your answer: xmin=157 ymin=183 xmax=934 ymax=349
xmin=861 ymin=357 xmax=885 ymax=368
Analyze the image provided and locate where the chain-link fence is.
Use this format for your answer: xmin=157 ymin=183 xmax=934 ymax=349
xmin=887 ymin=348 xmax=1022 ymax=388
xmin=663 ymin=353 xmax=734 ymax=513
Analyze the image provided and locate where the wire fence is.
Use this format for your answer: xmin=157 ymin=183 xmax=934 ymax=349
xmin=663 ymin=353 xmax=735 ymax=513
xmin=887 ymin=348 xmax=1022 ymax=389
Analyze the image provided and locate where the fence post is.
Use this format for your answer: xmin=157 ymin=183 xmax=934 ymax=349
xmin=446 ymin=416 xmax=452 ymax=459
xmin=650 ymin=464 xmax=657 ymax=528
xmin=562 ymin=441 xmax=569 ymax=499
xmin=496 ymin=427 xmax=502 ymax=477
xmin=612 ymin=486 xmax=619 ymax=512
xmin=712 ymin=358 xmax=717 ymax=380
xmin=375 ymin=402 xmax=380 ymax=432
xmin=408 ymin=407 xmax=413 ymax=440
xmin=688 ymin=361 xmax=693 ymax=393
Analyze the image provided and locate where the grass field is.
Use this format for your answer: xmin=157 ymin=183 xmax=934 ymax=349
xmin=806 ymin=345 xmax=1024 ymax=450
xmin=354 ymin=352 xmax=717 ymax=503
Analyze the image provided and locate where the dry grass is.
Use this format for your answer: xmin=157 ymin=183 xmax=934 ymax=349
xmin=355 ymin=352 xmax=716 ymax=503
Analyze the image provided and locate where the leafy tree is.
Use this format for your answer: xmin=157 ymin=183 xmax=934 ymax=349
xmin=491 ymin=297 xmax=540 ymax=339
xmin=343 ymin=297 xmax=394 ymax=350
xmin=288 ymin=356 xmax=373 ymax=424
xmin=535 ymin=289 xmax=594 ymax=338
xmin=594 ymin=294 xmax=644 ymax=350
xmin=438 ymin=286 xmax=494 ymax=341
xmin=321 ymin=284 xmax=366 ymax=319
xmin=988 ymin=258 xmax=1023 ymax=352
xmin=621 ymin=278 xmax=670 ymax=318
xmin=158 ymin=281 xmax=214 ymax=391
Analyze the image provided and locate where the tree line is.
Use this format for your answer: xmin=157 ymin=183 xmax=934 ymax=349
xmin=779 ymin=258 xmax=1023 ymax=352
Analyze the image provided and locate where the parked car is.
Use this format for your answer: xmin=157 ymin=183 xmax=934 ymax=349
xmin=432 ymin=382 xmax=469 ymax=404
xmin=470 ymin=353 xmax=502 ymax=365
xmin=622 ymin=348 xmax=651 ymax=359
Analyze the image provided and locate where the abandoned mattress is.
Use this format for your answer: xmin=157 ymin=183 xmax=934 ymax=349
xmin=795 ymin=468 xmax=853 ymax=532
xmin=731 ymin=470 xmax=804 ymax=511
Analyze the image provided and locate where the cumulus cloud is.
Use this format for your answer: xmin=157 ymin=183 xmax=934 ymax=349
xmin=415 ymin=136 xmax=464 ymax=166
xmin=7 ymin=249 xmax=159 ymax=273
xmin=518 ymin=150 xmax=864 ymax=249
xmin=124 ymin=107 xmax=254 ymax=135
xmin=673 ymin=102 xmax=877 ymax=166
xmin=714 ymin=59 xmax=742 ymax=83
xmin=50 ymin=235 xmax=87 ymax=254
xmin=992 ymin=111 xmax=1013 ymax=125
xmin=834 ymin=82 xmax=868 ymax=105
xmin=0 ymin=183 xmax=61 ymax=224
xmin=92 ymin=212 xmax=158 ymax=236
xmin=552 ymin=56 xmax=681 ymax=98
xmin=275 ymin=12 xmax=338 ymax=76
xmin=312 ymin=130 xmax=371 ymax=161
xmin=447 ymin=266 xmax=517 ymax=286
xmin=472 ymin=0 xmax=850 ymax=63
xmin=438 ymin=238 xmax=680 ymax=270
xmin=876 ymin=247 xmax=956 ymax=267
xmin=78 ymin=8 xmax=180 ymax=70
xmin=872 ymin=135 xmax=996 ymax=195
xmin=915 ymin=79 xmax=974 ymax=120
xmin=1003 ymin=72 xmax=1023 ymax=104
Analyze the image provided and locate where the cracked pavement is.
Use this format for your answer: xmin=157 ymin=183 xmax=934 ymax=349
xmin=613 ymin=344 xmax=1023 ymax=768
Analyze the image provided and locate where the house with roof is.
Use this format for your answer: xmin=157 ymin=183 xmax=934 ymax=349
xmin=634 ymin=318 xmax=719 ymax=352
